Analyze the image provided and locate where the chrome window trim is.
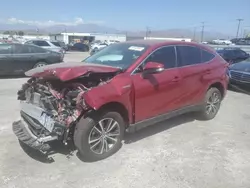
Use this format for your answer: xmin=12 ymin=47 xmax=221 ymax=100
xmin=131 ymin=45 xmax=178 ymax=75
xmin=131 ymin=44 xmax=216 ymax=75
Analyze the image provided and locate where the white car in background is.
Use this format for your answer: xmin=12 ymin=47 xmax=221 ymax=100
xmin=25 ymin=39 xmax=64 ymax=54
xmin=90 ymin=42 xmax=108 ymax=51
xmin=212 ymin=39 xmax=232 ymax=45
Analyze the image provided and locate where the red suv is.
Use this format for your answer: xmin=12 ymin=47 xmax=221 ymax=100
xmin=13 ymin=40 xmax=229 ymax=161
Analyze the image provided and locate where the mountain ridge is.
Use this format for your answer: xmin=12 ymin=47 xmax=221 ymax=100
xmin=0 ymin=23 xmax=233 ymax=41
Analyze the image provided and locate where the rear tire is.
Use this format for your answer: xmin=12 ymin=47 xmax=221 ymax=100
xmin=33 ymin=61 xmax=47 ymax=68
xmin=74 ymin=110 xmax=125 ymax=161
xmin=198 ymin=87 xmax=222 ymax=120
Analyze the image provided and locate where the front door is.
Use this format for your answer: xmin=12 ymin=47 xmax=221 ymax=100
xmin=131 ymin=46 xmax=184 ymax=122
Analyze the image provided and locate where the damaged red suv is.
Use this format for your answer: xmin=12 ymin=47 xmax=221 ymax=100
xmin=13 ymin=40 xmax=229 ymax=161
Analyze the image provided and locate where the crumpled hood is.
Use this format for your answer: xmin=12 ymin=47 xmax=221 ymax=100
xmin=25 ymin=62 xmax=120 ymax=81
xmin=229 ymin=60 xmax=250 ymax=72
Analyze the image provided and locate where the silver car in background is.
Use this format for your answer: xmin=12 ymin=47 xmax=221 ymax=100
xmin=25 ymin=39 xmax=64 ymax=58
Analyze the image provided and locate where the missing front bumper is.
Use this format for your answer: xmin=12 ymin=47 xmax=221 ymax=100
xmin=12 ymin=120 xmax=58 ymax=152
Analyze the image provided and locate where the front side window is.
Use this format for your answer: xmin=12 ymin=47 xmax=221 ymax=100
xmin=176 ymin=45 xmax=202 ymax=66
xmin=145 ymin=46 xmax=176 ymax=69
xmin=84 ymin=43 xmax=148 ymax=70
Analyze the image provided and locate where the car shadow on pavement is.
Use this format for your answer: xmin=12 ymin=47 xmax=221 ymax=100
xmin=124 ymin=113 xmax=195 ymax=144
xmin=19 ymin=113 xmax=195 ymax=164
xmin=0 ymin=75 xmax=26 ymax=79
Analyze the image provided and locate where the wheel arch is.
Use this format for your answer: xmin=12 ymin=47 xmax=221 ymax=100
xmin=208 ymin=82 xmax=225 ymax=98
xmin=96 ymin=102 xmax=130 ymax=127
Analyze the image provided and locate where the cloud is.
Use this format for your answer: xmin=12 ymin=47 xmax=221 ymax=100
xmin=2 ymin=17 xmax=104 ymax=27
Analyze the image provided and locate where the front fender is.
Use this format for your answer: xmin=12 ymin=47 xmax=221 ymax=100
xmin=82 ymin=75 xmax=134 ymax=122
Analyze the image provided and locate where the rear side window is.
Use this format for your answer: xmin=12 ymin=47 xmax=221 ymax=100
xmin=30 ymin=45 xmax=47 ymax=53
xmin=33 ymin=40 xmax=50 ymax=47
xmin=201 ymin=50 xmax=215 ymax=62
xmin=51 ymin=42 xmax=61 ymax=47
xmin=176 ymin=45 xmax=201 ymax=66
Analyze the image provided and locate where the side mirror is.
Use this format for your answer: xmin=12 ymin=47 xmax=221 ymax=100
xmin=142 ymin=62 xmax=164 ymax=75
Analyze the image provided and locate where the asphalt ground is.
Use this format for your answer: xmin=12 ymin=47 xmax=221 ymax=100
xmin=0 ymin=52 xmax=250 ymax=188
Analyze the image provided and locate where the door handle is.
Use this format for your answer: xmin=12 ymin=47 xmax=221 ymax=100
xmin=171 ymin=76 xmax=181 ymax=82
xmin=205 ymin=69 xmax=211 ymax=74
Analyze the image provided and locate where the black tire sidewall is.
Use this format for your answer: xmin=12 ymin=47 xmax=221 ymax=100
xmin=200 ymin=87 xmax=222 ymax=120
xmin=74 ymin=111 xmax=125 ymax=161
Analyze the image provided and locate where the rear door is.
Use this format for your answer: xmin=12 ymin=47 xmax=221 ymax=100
xmin=176 ymin=45 xmax=215 ymax=106
xmin=131 ymin=46 xmax=184 ymax=122
xmin=0 ymin=44 xmax=13 ymax=75
xmin=11 ymin=44 xmax=37 ymax=73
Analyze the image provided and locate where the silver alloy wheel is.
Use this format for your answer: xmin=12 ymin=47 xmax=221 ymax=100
xmin=206 ymin=92 xmax=221 ymax=115
xmin=88 ymin=118 xmax=120 ymax=155
xmin=34 ymin=62 xmax=47 ymax=68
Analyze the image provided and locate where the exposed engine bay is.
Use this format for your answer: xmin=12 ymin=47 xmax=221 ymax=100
xmin=16 ymin=71 xmax=118 ymax=147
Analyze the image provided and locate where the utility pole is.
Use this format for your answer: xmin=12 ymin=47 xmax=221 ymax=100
xmin=201 ymin=22 xmax=205 ymax=43
xmin=145 ymin=27 xmax=151 ymax=39
xmin=193 ymin=27 xmax=196 ymax=41
xmin=236 ymin=19 xmax=243 ymax=38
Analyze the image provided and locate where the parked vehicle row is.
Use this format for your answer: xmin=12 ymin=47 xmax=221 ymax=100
xmin=227 ymin=59 xmax=250 ymax=89
xmin=215 ymin=47 xmax=250 ymax=64
xmin=13 ymin=40 xmax=228 ymax=161
xmin=0 ymin=43 xmax=63 ymax=76
xmin=208 ymin=37 xmax=250 ymax=46
xmin=24 ymin=39 xmax=64 ymax=54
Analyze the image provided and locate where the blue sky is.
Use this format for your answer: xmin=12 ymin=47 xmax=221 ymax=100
xmin=0 ymin=0 xmax=249 ymax=35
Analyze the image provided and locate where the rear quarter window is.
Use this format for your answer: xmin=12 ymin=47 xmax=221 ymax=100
xmin=201 ymin=50 xmax=215 ymax=62
xmin=176 ymin=45 xmax=202 ymax=66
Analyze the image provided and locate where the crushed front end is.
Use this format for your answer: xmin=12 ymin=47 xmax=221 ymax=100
xmin=13 ymin=77 xmax=90 ymax=154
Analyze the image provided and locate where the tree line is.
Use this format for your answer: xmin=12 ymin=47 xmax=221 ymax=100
xmin=3 ymin=31 xmax=25 ymax=36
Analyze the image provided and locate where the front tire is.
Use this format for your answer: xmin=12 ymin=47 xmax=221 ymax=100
xmin=198 ymin=87 xmax=222 ymax=120
xmin=74 ymin=111 xmax=125 ymax=161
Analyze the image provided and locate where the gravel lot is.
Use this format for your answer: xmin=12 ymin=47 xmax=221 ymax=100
xmin=1 ymin=52 xmax=250 ymax=188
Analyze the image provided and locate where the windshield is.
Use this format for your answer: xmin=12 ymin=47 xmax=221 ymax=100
xmin=83 ymin=43 xmax=148 ymax=69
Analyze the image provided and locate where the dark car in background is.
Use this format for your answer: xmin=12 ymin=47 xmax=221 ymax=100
xmin=51 ymin=41 xmax=69 ymax=53
xmin=216 ymin=47 xmax=249 ymax=64
xmin=0 ymin=43 xmax=63 ymax=76
xmin=231 ymin=38 xmax=250 ymax=45
xmin=69 ymin=43 xmax=89 ymax=52
xmin=227 ymin=60 xmax=250 ymax=89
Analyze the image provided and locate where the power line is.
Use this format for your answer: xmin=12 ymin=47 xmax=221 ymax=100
xmin=201 ymin=22 xmax=205 ymax=42
xmin=236 ymin=19 xmax=243 ymax=38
